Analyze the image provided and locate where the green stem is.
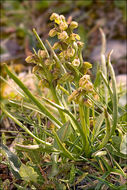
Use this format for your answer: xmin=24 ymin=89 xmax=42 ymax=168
xmin=100 ymin=71 xmax=113 ymax=101
xmin=53 ymin=130 xmax=76 ymax=160
xmin=79 ymin=102 xmax=90 ymax=157
xmin=85 ymin=106 xmax=90 ymax=136
xmin=50 ymin=82 xmax=66 ymax=123
xmin=91 ymin=103 xmax=96 ymax=142
xmin=33 ymin=28 xmax=49 ymax=57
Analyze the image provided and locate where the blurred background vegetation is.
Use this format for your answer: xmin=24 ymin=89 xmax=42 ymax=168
xmin=0 ymin=0 xmax=126 ymax=75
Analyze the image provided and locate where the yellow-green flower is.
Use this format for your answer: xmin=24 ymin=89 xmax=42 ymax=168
xmin=38 ymin=50 xmax=47 ymax=59
xmin=66 ymin=47 xmax=75 ymax=58
xmin=70 ymin=21 xmax=78 ymax=30
xmin=49 ymin=28 xmax=57 ymax=37
xmin=72 ymin=58 xmax=80 ymax=67
xmin=58 ymin=31 xmax=68 ymax=41
xmin=59 ymin=22 xmax=68 ymax=31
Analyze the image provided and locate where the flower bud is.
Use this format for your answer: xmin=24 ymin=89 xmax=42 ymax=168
xmin=70 ymin=21 xmax=78 ymax=29
xmin=44 ymin=58 xmax=51 ymax=66
xmin=59 ymin=22 xmax=68 ymax=31
xmin=72 ymin=58 xmax=80 ymax=67
xmin=79 ymin=75 xmax=90 ymax=85
xmin=83 ymin=62 xmax=92 ymax=74
xmin=58 ymin=31 xmax=68 ymax=41
xmin=73 ymin=41 xmax=78 ymax=51
xmin=49 ymin=28 xmax=57 ymax=37
xmin=52 ymin=68 xmax=60 ymax=80
xmin=93 ymin=93 xmax=99 ymax=100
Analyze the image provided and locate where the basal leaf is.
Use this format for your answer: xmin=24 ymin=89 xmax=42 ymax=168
xmin=19 ymin=164 xmax=39 ymax=183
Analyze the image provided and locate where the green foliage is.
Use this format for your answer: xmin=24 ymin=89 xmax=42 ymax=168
xmin=19 ymin=164 xmax=39 ymax=183
xmin=120 ymin=134 xmax=127 ymax=155
xmin=1 ymin=13 xmax=126 ymax=189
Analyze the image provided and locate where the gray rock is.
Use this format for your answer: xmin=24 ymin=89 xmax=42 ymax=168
xmin=90 ymin=40 xmax=126 ymax=61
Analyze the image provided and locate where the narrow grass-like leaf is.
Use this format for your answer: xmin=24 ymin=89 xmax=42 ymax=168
xmin=4 ymin=64 xmax=62 ymax=128
xmin=107 ymin=50 xmax=118 ymax=136
xmin=91 ymin=112 xmax=104 ymax=142
xmin=100 ymin=28 xmax=108 ymax=104
xmin=42 ymin=97 xmax=83 ymax=135
xmin=53 ymin=130 xmax=76 ymax=160
xmin=9 ymin=99 xmax=58 ymax=118
xmin=98 ymin=108 xmax=111 ymax=150
xmin=89 ymin=174 xmax=118 ymax=189
xmin=1 ymin=104 xmax=54 ymax=148
xmin=100 ymin=71 xmax=113 ymax=100
xmin=0 ymin=76 xmax=25 ymax=98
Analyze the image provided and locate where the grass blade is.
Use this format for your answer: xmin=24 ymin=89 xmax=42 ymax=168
xmin=53 ymin=130 xmax=76 ymax=160
xmin=98 ymin=108 xmax=111 ymax=150
xmin=1 ymin=104 xmax=53 ymax=148
xmin=107 ymin=50 xmax=118 ymax=135
xmin=4 ymin=64 xmax=62 ymax=128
